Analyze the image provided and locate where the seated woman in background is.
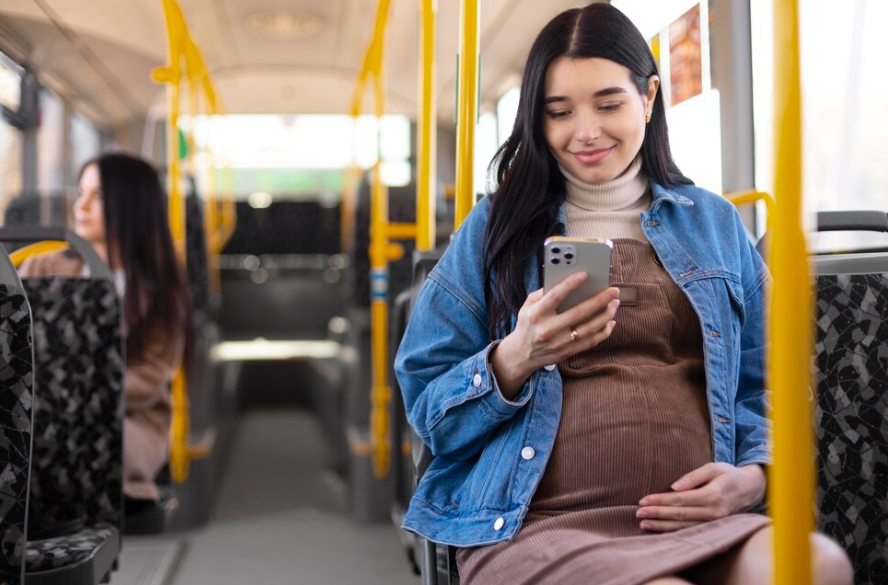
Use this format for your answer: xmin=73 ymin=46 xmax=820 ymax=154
xmin=20 ymin=151 xmax=192 ymax=505
xmin=395 ymin=4 xmax=851 ymax=584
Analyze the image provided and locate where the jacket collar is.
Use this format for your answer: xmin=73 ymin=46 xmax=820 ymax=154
xmin=554 ymin=180 xmax=694 ymax=232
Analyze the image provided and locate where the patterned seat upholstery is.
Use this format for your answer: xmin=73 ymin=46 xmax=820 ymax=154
xmin=186 ymin=191 xmax=210 ymax=313
xmin=815 ymin=272 xmax=888 ymax=585
xmin=22 ymin=276 xmax=124 ymax=585
xmin=0 ymin=284 xmax=35 ymax=585
xmin=25 ymin=527 xmax=118 ymax=572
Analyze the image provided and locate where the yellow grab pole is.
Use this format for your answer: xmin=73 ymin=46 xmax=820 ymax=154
xmin=368 ymin=0 xmax=393 ymax=479
xmin=416 ymin=0 xmax=438 ymax=251
xmin=770 ymin=0 xmax=813 ymax=583
xmin=9 ymin=241 xmax=69 ymax=267
xmin=454 ymin=0 xmax=480 ymax=230
xmin=153 ymin=0 xmax=189 ymax=484
xmin=724 ymin=190 xmax=776 ymax=234
xmin=153 ymin=0 xmax=225 ymax=483
xmin=154 ymin=0 xmax=186 ymax=256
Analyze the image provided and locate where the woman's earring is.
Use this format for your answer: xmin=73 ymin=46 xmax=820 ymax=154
xmin=645 ymin=111 xmax=652 ymax=124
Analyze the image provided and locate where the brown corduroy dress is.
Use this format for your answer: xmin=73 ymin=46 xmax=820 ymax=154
xmin=457 ymin=240 xmax=770 ymax=585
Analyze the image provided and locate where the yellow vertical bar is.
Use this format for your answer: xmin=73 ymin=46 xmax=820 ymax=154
xmin=204 ymin=150 xmax=221 ymax=294
xmin=454 ymin=0 xmax=479 ymax=230
xmin=771 ymin=0 xmax=813 ymax=584
xmin=164 ymin=0 xmax=186 ymax=257
xmin=416 ymin=0 xmax=438 ymax=251
xmin=169 ymin=367 xmax=190 ymax=481
xmin=368 ymin=0 xmax=392 ymax=479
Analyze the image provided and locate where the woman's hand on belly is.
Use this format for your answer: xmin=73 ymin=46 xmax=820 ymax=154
xmin=634 ymin=463 xmax=767 ymax=533
xmin=492 ymin=275 xmax=620 ymax=400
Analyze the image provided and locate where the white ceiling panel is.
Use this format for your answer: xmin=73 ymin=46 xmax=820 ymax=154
xmin=0 ymin=0 xmax=599 ymax=126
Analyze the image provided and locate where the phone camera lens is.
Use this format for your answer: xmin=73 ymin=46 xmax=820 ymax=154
xmin=564 ymin=253 xmax=574 ymax=259
xmin=551 ymin=258 xmax=560 ymax=264
xmin=551 ymin=247 xmax=560 ymax=254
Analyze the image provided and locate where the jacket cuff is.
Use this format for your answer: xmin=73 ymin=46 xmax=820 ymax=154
xmin=472 ymin=340 xmax=533 ymax=419
xmin=736 ymin=450 xmax=773 ymax=468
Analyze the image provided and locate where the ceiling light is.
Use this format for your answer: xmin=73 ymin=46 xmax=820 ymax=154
xmin=245 ymin=11 xmax=323 ymax=38
xmin=248 ymin=191 xmax=273 ymax=209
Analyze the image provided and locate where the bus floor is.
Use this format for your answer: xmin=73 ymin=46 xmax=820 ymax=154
xmin=115 ymin=408 xmax=418 ymax=585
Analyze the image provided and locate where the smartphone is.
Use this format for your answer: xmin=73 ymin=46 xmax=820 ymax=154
xmin=543 ymin=237 xmax=613 ymax=313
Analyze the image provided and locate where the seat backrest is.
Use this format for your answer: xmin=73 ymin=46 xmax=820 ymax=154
xmin=185 ymin=185 xmax=211 ymax=313
xmin=405 ymin=249 xmax=443 ymax=472
xmin=3 ymin=192 xmax=69 ymax=228
xmin=0 ymin=250 xmax=35 ymax=585
xmin=811 ymin=211 xmax=888 ymax=585
xmin=1 ymin=228 xmax=126 ymax=538
xmin=23 ymin=276 xmax=124 ymax=533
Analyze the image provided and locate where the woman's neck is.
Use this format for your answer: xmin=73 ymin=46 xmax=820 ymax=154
xmin=560 ymin=156 xmax=649 ymax=212
xmin=91 ymin=241 xmax=123 ymax=271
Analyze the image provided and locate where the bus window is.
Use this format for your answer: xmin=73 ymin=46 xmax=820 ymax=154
xmin=38 ymin=88 xmax=65 ymax=195
xmin=753 ymin=0 xmax=888 ymax=252
xmin=69 ymin=111 xmax=101 ymax=184
xmin=0 ymin=49 xmax=23 ymax=221
xmin=0 ymin=117 xmax=22 ymax=220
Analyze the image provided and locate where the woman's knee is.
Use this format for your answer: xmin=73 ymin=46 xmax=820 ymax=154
xmin=811 ymin=533 xmax=853 ymax=585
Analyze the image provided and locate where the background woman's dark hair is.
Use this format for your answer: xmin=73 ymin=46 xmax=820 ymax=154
xmin=483 ymin=3 xmax=691 ymax=338
xmin=82 ymin=152 xmax=193 ymax=365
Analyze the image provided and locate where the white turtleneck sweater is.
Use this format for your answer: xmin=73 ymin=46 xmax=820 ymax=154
xmin=562 ymin=156 xmax=651 ymax=241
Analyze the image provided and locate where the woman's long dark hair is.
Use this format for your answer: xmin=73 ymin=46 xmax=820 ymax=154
xmin=83 ymin=152 xmax=193 ymax=364
xmin=483 ymin=4 xmax=691 ymax=338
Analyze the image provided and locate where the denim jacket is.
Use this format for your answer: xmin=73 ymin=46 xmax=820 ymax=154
xmin=394 ymin=181 xmax=771 ymax=547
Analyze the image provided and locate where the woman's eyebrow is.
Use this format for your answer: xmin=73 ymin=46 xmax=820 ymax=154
xmin=544 ymin=87 xmax=628 ymax=104
xmin=593 ymin=87 xmax=628 ymax=98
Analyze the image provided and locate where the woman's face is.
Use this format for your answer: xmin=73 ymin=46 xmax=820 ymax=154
xmin=73 ymin=163 xmax=106 ymax=246
xmin=543 ymin=57 xmax=658 ymax=185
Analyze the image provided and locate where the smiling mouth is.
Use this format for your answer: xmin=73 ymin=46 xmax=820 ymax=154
xmin=571 ymin=146 xmax=614 ymax=164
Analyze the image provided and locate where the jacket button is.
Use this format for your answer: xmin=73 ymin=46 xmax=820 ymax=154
xmin=472 ymin=373 xmax=482 ymax=387
xmin=521 ymin=447 xmax=535 ymax=460
xmin=544 ymin=364 xmax=556 ymax=371
xmin=494 ymin=518 xmax=505 ymax=531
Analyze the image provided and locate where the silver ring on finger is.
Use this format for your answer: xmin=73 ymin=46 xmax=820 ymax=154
xmin=570 ymin=328 xmax=579 ymax=342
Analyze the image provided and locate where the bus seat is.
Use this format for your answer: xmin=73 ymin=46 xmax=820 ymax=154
xmin=0 ymin=228 xmax=124 ymax=585
xmin=387 ymin=247 xmax=458 ymax=585
xmin=812 ymin=210 xmax=888 ymax=585
xmin=185 ymin=183 xmax=211 ymax=314
xmin=0 ymin=248 xmax=36 ymax=585
xmin=3 ymin=192 xmax=69 ymax=229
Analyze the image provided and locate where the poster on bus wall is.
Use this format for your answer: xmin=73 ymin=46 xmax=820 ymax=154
xmin=669 ymin=4 xmax=703 ymax=107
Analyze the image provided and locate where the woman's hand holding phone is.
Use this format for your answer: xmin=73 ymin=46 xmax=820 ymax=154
xmin=490 ymin=272 xmax=620 ymax=400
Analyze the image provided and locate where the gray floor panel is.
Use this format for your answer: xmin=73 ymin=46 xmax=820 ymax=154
xmin=168 ymin=510 xmax=417 ymax=585
xmin=162 ymin=409 xmax=418 ymax=585
xmin=116 ymin=538 xmax=185 ymax=585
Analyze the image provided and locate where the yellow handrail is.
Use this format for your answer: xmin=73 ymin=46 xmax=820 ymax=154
xmin=454 ymin=0 xmax=480 ymax=230
xmin=356 ymin=0 xmax=398 ymax=479
xmin=151 ymin=0 xmax=187 ymax=256
xmin=725 ymin=190 xmax=775 ymax=265
xmin=724 ymin=190 xmax=775 ymax=234
xmin=152 ymin=0 xmax=221 ymax=483
xmin=416 ymin=0 xmax=438 ymax=251
xmin=350 ymin=0 xmax=439 ymax=478
xmin=9 ymin=241 xmax=69 ymax=268
xmin=770 ymin=0 xmax=813 ymax=583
